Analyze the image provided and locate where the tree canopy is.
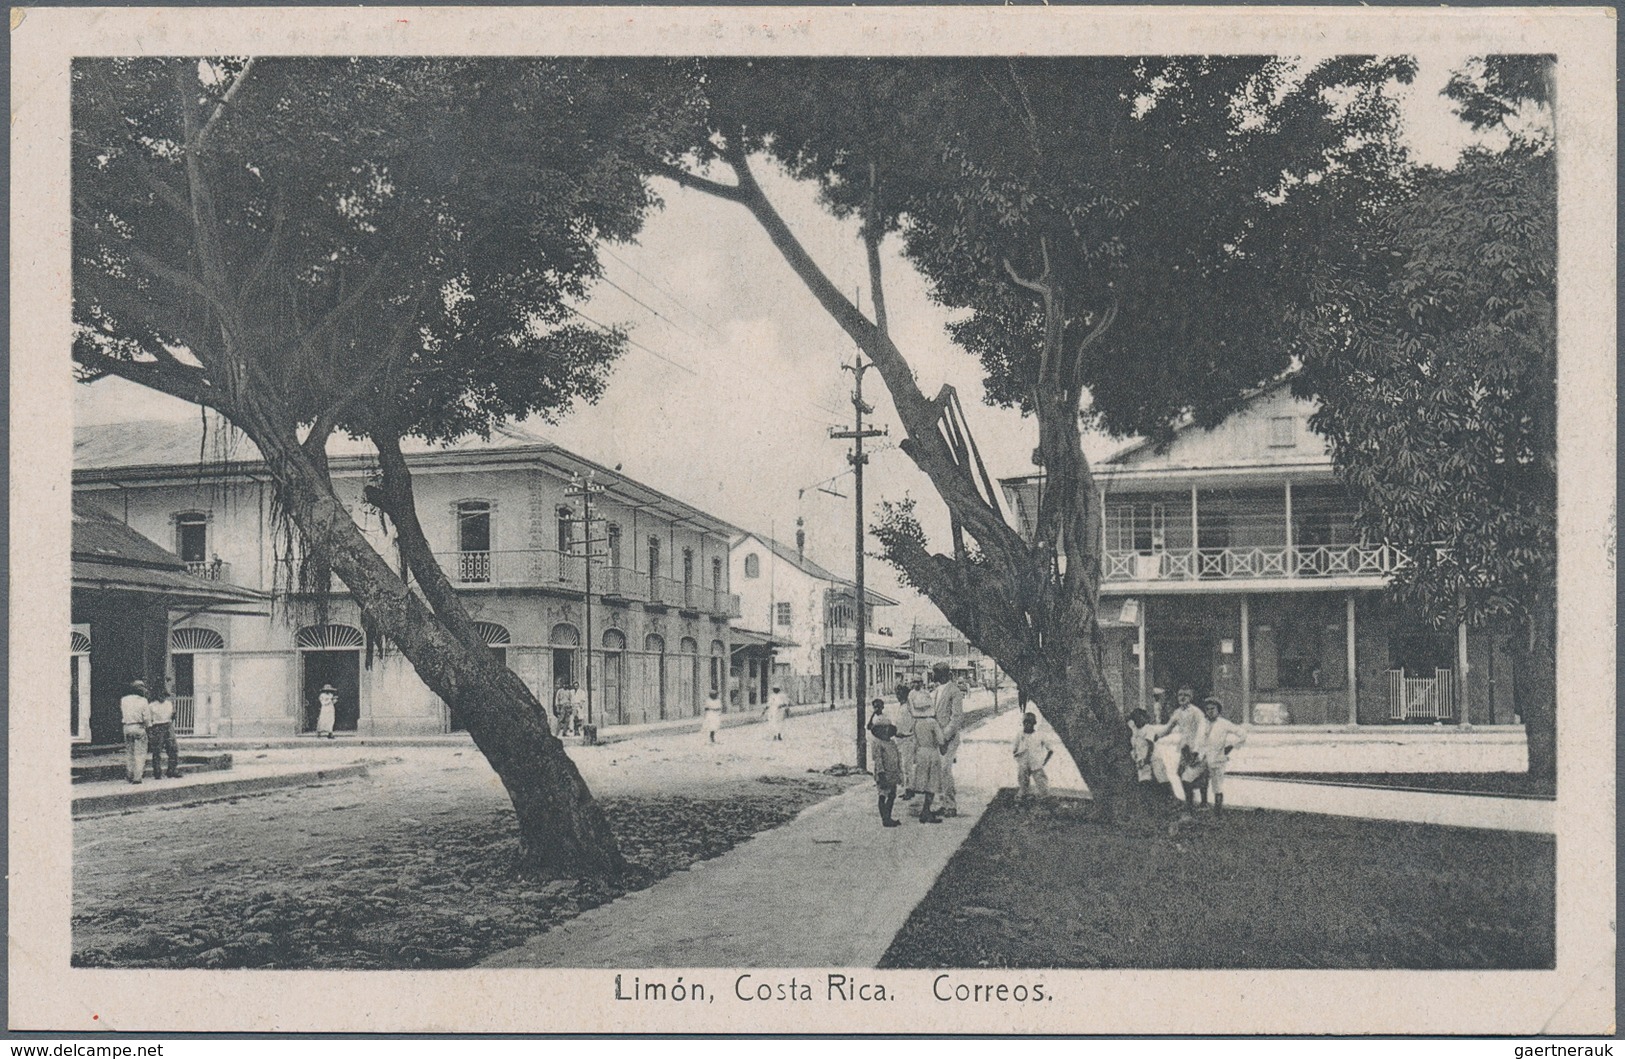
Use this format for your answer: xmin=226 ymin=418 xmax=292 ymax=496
xmin=73 ymin=57 xmax=696 ymax=444
xmin=695 ymin=57 xmax=1415 ymax=441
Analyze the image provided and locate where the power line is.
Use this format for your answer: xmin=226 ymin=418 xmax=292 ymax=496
xmin=596 ymin=275 xmax=701 ymax=342
xmin=564 ymin=305 xmax=698 ymax=377
xmin=601 ymin=245 xmax=725 ymax=337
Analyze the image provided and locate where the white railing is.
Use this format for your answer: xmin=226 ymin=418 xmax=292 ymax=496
xmin=1387 ymin=668 xmax=1454 ymax=721
xmin=185 ymin=560 xmax=230 ymax=581
xmin=173 ymin=695 xmax=196 ymax=734
xmin=1104 ymin=543 xmax=1405 ymax=583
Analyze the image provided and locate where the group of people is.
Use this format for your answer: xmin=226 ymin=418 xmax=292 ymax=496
xmin=551 ymin=681 xmax=586 ymax=738
xmin=1129 ymin=684 xmax=1249 ymax=819
xmin=864 ymin=662 xmax=966 ymax=826
xmin=117 ymin=678 xmax=182 ymax=784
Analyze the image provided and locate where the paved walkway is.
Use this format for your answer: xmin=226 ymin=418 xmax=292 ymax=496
xmin=482 ymin=705 xmax=1024 ymax=968
xmin=72 ymin=758 xmax=375 ymax=816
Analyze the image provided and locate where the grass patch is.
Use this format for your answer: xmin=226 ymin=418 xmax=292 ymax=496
xmin=880 ymin=791 xmax=1554 ymax=969
xmin=1234 ymin=772 xmax=1554 ymax=799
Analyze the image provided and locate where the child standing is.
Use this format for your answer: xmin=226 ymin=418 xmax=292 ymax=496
xmin=869 ymin=718 xmax=904 ymax=827
xmin=1194 ymin=696 xmax=1248 ymax=817
xmin=1011 ymin=713 xmax=1054 ymax=807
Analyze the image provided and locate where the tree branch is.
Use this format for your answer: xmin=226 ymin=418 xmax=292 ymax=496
xmin=651 ymin=160 xmax=750 ymax=203
xmin=74 ymin=343 xmax=218 ymax=410
xmin=191 ymin=58 xmax=257 ymax=153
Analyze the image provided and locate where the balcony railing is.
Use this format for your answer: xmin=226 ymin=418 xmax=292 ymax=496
xmin=185 ymin=559 xmax=230 ymax=581
xmin=436 ymin=551 xmax=734 ymax=614
xmin=1102 ymin=543 xmax=1406 ymax=584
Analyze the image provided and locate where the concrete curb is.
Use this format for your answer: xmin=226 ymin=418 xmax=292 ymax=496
xmin=73 ymin=763 xmax=371 ymax=817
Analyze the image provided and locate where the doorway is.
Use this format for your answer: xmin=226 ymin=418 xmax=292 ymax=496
xmin=1150 ymin=634 xmax=1211 ymax=701
xmin=300 ymin=650 xmax=361 ymax=732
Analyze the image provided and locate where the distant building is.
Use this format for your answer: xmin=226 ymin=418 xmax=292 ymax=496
xmin=74 ymin=419 xmax=742 ymax=736
xmin=901 ymin=623 xmax=1003 ymax=689
xmin=730 ymin=523 xmax=907 ymax=707
xmin=1000 ymin=383 xmax=1533 ymax=728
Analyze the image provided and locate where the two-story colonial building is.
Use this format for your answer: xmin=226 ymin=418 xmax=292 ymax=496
xmin=902 ymin=623 xmax=1003 ymax=689
xmin=730 ymin=523 xmax=907 ymax=708
xmin=74 ymin=418 xmax=742 ymax=737
xmin=1000 ymin=383 xmax=1530 ymax=729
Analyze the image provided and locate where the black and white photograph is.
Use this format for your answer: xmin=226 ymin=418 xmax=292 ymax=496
xmin=9 ymin=4 xmax=1615 ymax=1037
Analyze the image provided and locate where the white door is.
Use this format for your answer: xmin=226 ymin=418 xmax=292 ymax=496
xmin=193 ymin=652 xmax=224 ymax=736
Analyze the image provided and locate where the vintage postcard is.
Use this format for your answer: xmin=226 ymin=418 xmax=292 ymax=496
xmin=9 ymin=4 xmax=1615 ymax=1036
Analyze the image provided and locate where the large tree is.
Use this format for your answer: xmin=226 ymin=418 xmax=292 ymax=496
xmin=1298 ymin=57 xmax=1557 ymax=779
xmin=73 ymin=57 xmax=695 ymax=875
xmin=659 ymin=57 xmax=1414 ymax=815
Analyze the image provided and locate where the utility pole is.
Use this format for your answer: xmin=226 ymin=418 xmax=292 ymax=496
xmin=830 ymin=356 xmax=886 ymax=769
xmin=566 ymin=473 xmax=608 ymax=736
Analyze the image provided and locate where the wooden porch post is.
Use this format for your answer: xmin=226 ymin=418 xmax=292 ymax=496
xmin=1346 ymin=593 xmax=1359 ymax=726
xmin=1284 ymin=481 xmax=1294 ymax=576
xmin=1240 ymin=594 xmax=1252 ymax=725
xmin=1190 ymin=485 xmax=1199 ymax=554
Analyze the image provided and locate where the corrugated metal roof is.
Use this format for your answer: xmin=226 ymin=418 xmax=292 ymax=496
xmin=73 ymin=502 xmax=186 ymax=570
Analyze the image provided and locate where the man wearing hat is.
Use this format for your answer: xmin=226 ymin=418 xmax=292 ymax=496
xmin=119 ymin=679 xmax=151 ymax=783
xmin=314 ymin=683 xmax=339 ymax=739
xmin=931 ymin=663 xmax=965 ymax=816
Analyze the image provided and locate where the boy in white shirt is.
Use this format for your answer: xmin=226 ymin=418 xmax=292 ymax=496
xmin=1193 ymin=696 xmax=1249 ymax=817
xmin=1011 ymin=713 xmax=1054 ymax=807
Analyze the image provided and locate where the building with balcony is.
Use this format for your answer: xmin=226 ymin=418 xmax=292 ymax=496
xmin=730 ymin=524 xmax=907 ymax=707
xmin=74 ymin=418 xmax=742 ymax=736
xmin=1000 ymin=383 xmax=1531 ymax=728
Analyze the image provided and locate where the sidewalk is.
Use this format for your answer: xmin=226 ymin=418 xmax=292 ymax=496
xmin=72 ymin=757 xmax=373 ymax=816
xmin=482 ymin=701 xmax=1021 ymax=968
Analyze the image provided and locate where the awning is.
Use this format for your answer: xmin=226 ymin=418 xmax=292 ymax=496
xmin=73 ymin=559 xmax=270 ymax=610
xmin=730 ymin=626 xmax=798 ymax=651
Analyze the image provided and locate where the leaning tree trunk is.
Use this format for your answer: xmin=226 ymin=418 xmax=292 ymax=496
xmin=667 ymin=145 xmax=1139 ymax=815
xmin=242 ymin=412 xmax=626 ymax=878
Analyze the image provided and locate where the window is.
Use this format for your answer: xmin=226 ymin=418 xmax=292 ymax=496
xmin=606 ymin=523 xmax=622 ymax=567
xmin=175 ymin=513 xmax=208 ymax=565
xmin=1107 ymin=503 xmax=1166 ymax=553
xmin=683 ymin=548 xmax=694 ymax=588
xmin=557 ymin=506 xmax=574 ymax=556
xmin=776 ymin=601 xmax=793 ymax=627
xmin=712 ymin=557 xmax=723 ymax=591
xmin=1269 ymin=416 xmax=1296 ymax=448
xmin=1251 ymin=595 xmax=1346 ymax=690
xmin=744 ymin=552 xmax=760 ymax=578
xmin=456 ymin=501 xmax=492 ymax=582
xmin=648 ymin=536 xmax=662 ymax=597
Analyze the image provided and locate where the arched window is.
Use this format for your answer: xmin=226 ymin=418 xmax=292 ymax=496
xmin=295 ymin=624 xmax=365 ymax=649
xmin=472 ymin=621 xmax=511 ymax=646
xmin=70 ymin=630 xmax=92 ymax=654
xmin=602 ymin=629 xmax=627 ymax=651
xmin=170 ymin=627 xmax=225 ymax=652
xmin=744 ymin=552 xmax=760 ymax=578
xmin=549 ymin=623 xmax=580 ymax=647
xmin=550 ymin=623 xmax=580 ymax=689
xmin=644 ymin=633 xmax=665 ymax=653
xmin=70 ymin=628 xmax=91 ymax=741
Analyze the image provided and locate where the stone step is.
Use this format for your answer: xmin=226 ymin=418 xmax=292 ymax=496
xmin=71 ymin=752 xmax=234 ymax=784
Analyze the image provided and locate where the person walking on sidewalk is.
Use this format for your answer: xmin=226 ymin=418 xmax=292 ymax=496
xmin=869 ymin=717 xmax=904 ymax=827
xmin=909 ymin=689 xmax=945 ymax=823
xmin=701 ymin=690 xmax=724 ymax=743
xmin=1012 ymin=712 xmax=1055 ymax=807
xmin=1192 ymin=696 xmax=1248 ymax=818
xmin=146 ymin=679 xmax=181 ymax=779
xmin=120 ymin=680 xmax=151 ymax=783
xmin=314 ymin=683 xmax=339 ymax=739
xmin=931 ymin=663 xmax=965 ymax=817
xmin=762 ymin=684 xmax=789 ymax=741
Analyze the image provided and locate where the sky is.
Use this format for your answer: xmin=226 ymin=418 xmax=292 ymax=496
xmin=75 ymin=55 xmax=1490 ymax=630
